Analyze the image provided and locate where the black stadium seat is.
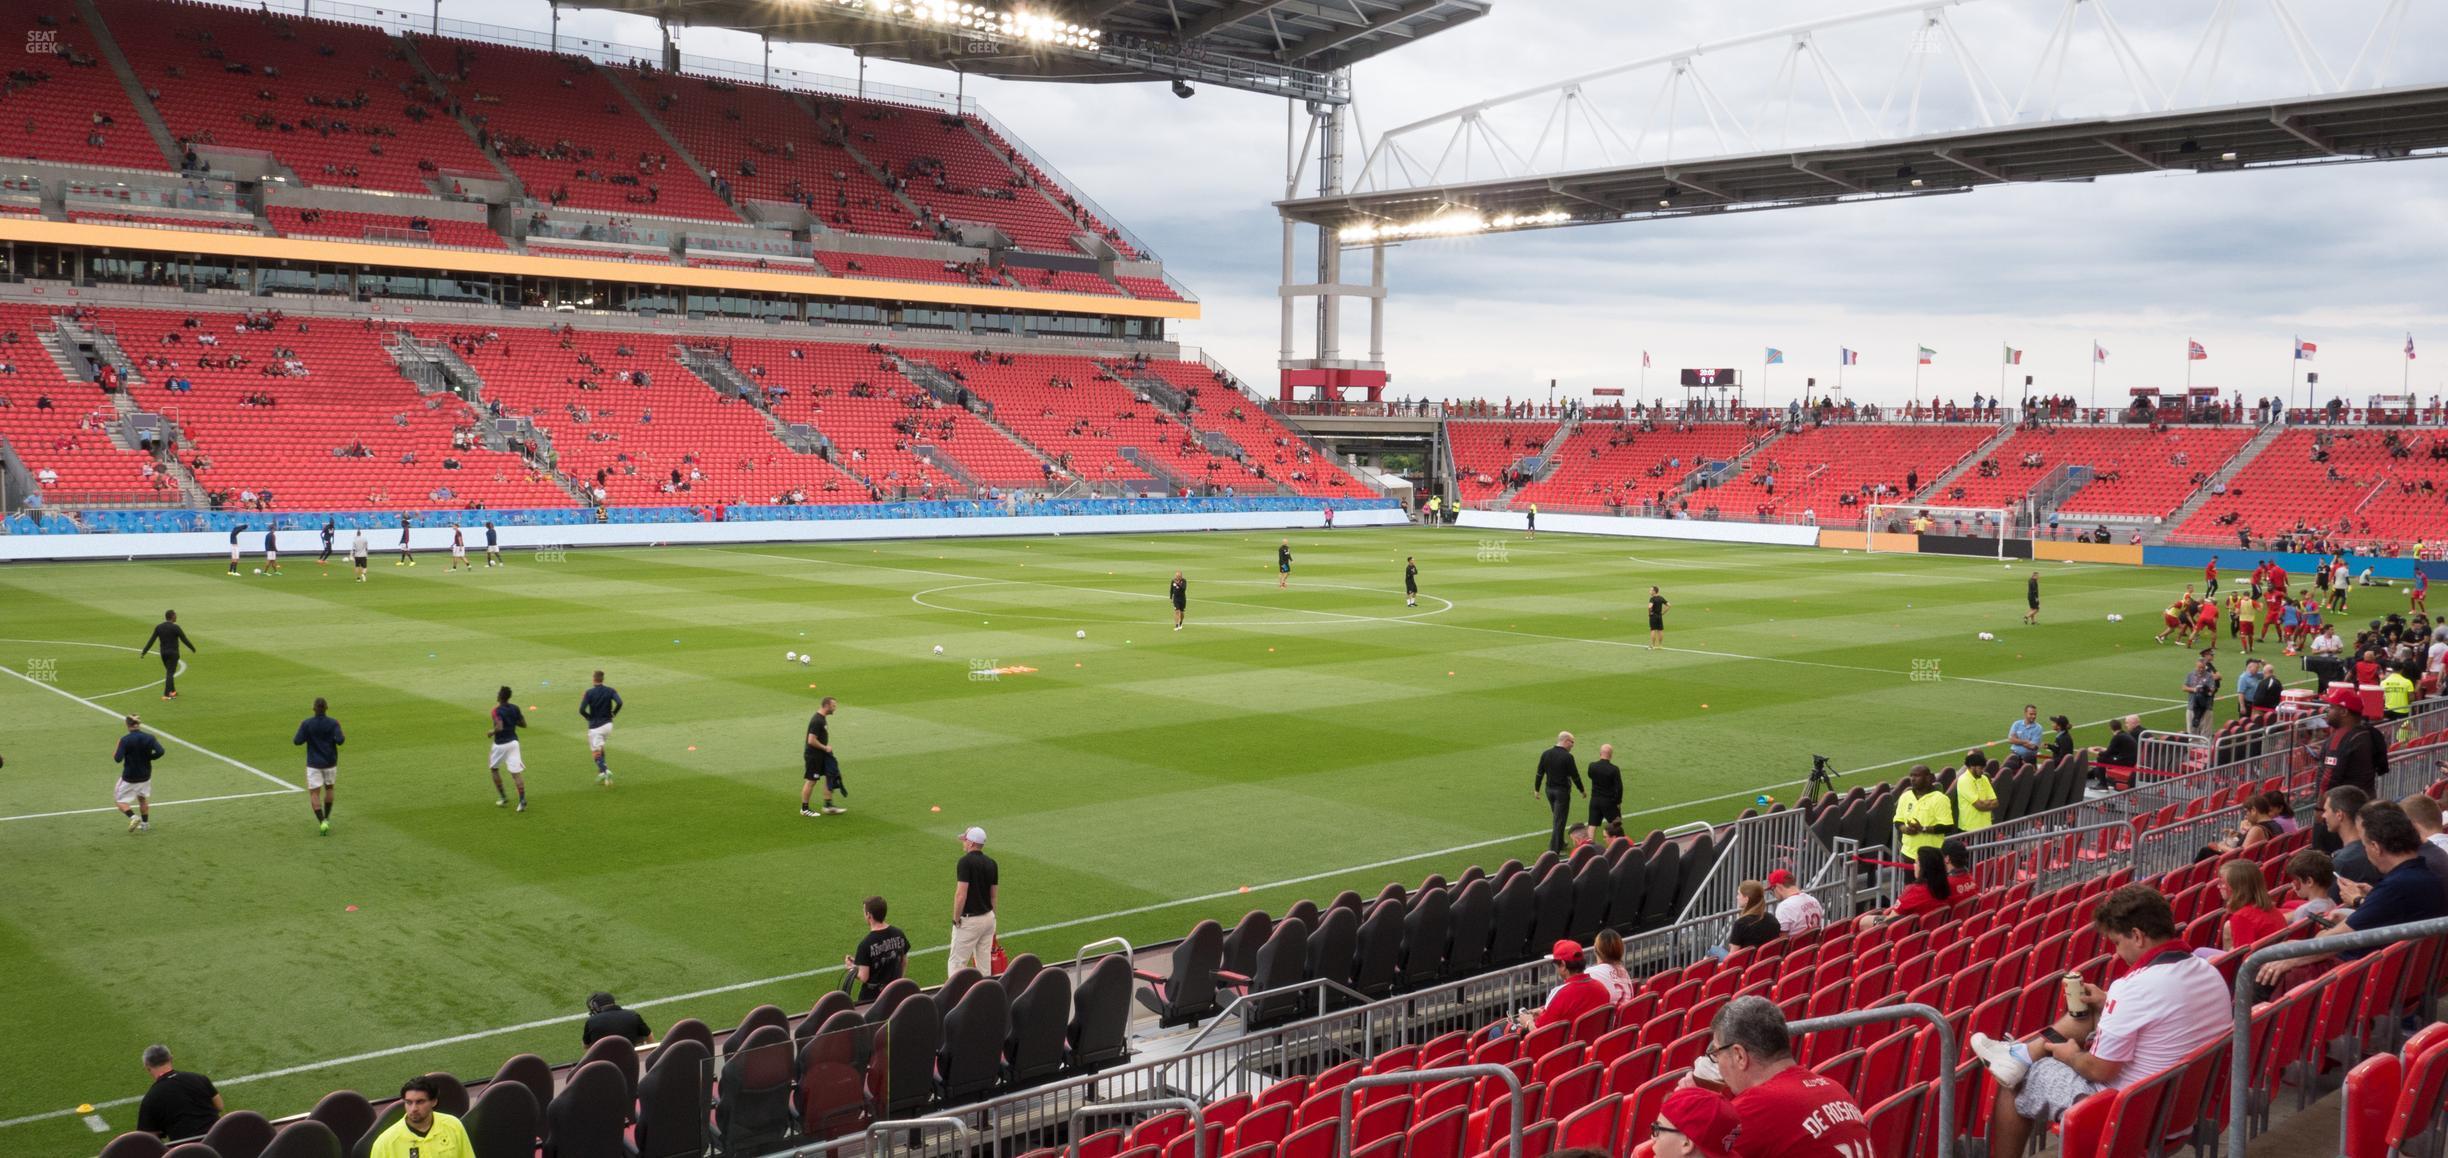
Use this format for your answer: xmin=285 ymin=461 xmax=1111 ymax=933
xmin=1135 ymin=918 xmax=1225 ymax=1027
xmin=935 ymin=968 xmax=983 ymax=1021
xmin=1067 ymin=954 xmax=1133 ymax=1073
xmin=1444 ymin=878 xmax=1494 ymax=977
xmin=1637 ymin=842 xmax=1680 ymax=930
xmin=1528 ymin=850 xmax=1560 ymax=880
xmin=1673 ymin=832 xmax=1717 ymax=915
xmin=202 ymin=1111 xmax=276 ymax=1158
xmin=1306 ymin=905 xmax=1361 ymax=1003
xmin=796 ymin=995 xmax=851 ymax=1043
xmin=460 ymin=1079 xmax=541 ymax=1158
xmin=797 ymin=1010 xmax=872 ymax=1140
xmin=1491 ymin=859 xmax=1524 ymax=891
xmin=873 ymin=990 xmax=943 ymax=1119
xmin=1000 ymin=952 xmax=1044 ymax=1000
xmin=1606 ymin=847 xmax=1649 ymax=935
xmin=1242 ymin=917 xmax=1310 ymax=1029
xmin=865 ymin=978 xmax=919 ymax=1025
xmin=545 ymin=1059 xmax=631 ymax=1158
xmin=1328 ymin=889 xmax=1365 ymax=915
xmin=1219 ymin=909 xmax=1272 ymax=984
xmin=713 ymin=1025 xmax=794 ymax=1154
xmin=1373 ymin=882 xmax=1406 ymax=909
xmin=1486 ymin=872 xmax=1537 ymax=967
xmin=938 ymin=978 xmax=1011 ymax=1104
xmin=1351 ymin=901 xmax=1404 ymax=1000
xmin=1455 ymin=864 xmax=1486 ymax=888
xmin=345 ymin=1106 xmax=401 ymax=1158
xmin=1004 ymin=967 xmax=1072 ymax=1088
xmin=257 ymin=1121 xmax=344 ymax=1158
xmin=1399 ymin=886 xmax=1452 ymax=988
xmin=420 ymin=1073 xmax=469 ymax=1119
xmin=664 ymin=1015 xmax=719 ymax=1054
xmin=98 ymin=1134 xmax=169 ymax=1158
xmin=574 ymin=1034 xmax=639 ymax=1100
xmin=489 ymin=1054 xmax=556 ymax=1123
xmin=1416 ymin=872 xmax=1449 ymax=895
xmin=1566 ymin=855 xmax=1611 ymax=943
xmin=1282 ymin=898 xmax=1322 ymax=930
xmin=165 ymin=1145 xmax=221 ymax=1158
xmin=730 ymin=1004 xmax=790 ymax=1051
xmin=306 ymin=1092 xmax=375 ymax=1154
xmin=1528 ymin=862 xmax=1573 ymax=951
xmin=633 ymin=1039 xmax=710 ymax=1158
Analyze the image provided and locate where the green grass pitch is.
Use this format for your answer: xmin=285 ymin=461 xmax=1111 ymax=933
xmin=1 ymin=528 xmax=2217 ymax=1148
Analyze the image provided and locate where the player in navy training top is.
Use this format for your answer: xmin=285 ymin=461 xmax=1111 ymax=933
xmin=318 ymin=519 xmax=336 ymax=567
xmin=1170 ymin=571 xmax=1187 ymax=631
xmin=488 ymin=685 xmax=528 ymax=811
xmin=292 ymin=696 xmax=345 ymax=834
xmin=580 ymin=670 xmax=622 ymax=787
xmin=227 ymin=523 xmax=247 ymax=575
xmin=484 ymin=521 xmax=502 ymax=568
xmin=396 ymin=514 xmax=415 ymax=566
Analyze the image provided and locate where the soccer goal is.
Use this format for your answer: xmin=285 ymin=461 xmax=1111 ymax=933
xmin=1864 ymin=504 xmax=2014 ymax=559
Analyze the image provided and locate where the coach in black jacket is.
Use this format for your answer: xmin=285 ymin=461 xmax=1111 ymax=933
xmin=1535 ymin=732 xmax=1583 ymax=855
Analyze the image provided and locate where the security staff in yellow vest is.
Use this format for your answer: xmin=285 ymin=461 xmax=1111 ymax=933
xmin=1954 ymin=750 xmax=2000 ymax=833
xmin=1894 ymin=764 xmax=1957 ymax=859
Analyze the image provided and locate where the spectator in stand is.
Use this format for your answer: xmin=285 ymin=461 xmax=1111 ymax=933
xmin=1505 ymin=940 xmax=1611 ymax=1034
xmin=2091 ymin=715 xmax=2141 ymax=788
xmin=1584 ymin=928 xmax=1638 ymax=1003
xmin=1709 ymin=881 xmax=1782 ymax=960
xmin=2325 ymin=786 xmax=2378 ymax=886
xmin=1768 ymin=870 xmax=1824 ymax=935
xmin=1973 ymin=885 xmax=2228 ymax=1157
xmin=2198 ymin=791 xmax=2289 ymax=860
xmin=1668 ymin=996 xmax=1874 ymax=1158
xmin=2257 ymin=802 xmax=2448 ymax=985
xmin=2405 ymin=793 xmax=2448 ymax=856
xmin=1860 ymin=843 xmax=1971 ymax=928
xmin=2280 ymin=849 xmax=2340 ymax=919
xmin=2213 ymin=860 xmax=2288 ymax=953
xmin=1649 ymin=1088 xmax=1736 ymax=1158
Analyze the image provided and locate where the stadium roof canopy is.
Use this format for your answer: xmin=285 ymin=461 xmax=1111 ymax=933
xmin=557 ymin=0 xmax=1491 ymax=103
xmin=1279 ymin=82 xmax=2448 ymax=240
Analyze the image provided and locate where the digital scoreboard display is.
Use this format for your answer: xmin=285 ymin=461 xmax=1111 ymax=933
xmin=1679 ymin=368 xmax=1743 ymax=387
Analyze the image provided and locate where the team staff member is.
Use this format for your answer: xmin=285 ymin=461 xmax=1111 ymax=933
xmin=1170 ymin=571 xmax=1188 ymax=631
xmin=801 ymin=697 xmax=845 ymax=816
xmin=949 ymin=826 xmax=999 ymax=978
xmin=488 ymin=686 xmax=527 ymax=811
xmin=580 ymin=992 xmax=650 ymax=1047
xmin=1648 ymin=587 xmax=1670 ymax=650
xmin=847 ymin=895 xmax=909 ymax=1002
xmin=1534 ymin=731 xmax=1583 ymax=854
xmin=350 ymin=530 xmax=370 ymax=582
xmin=292 ymin=696 xmax=345 ymax=835
xmin=1403 ymin=557 xmax=1419 ymax=608
xmin=138 ymin=609 xmax=196 ymax=700
xmin=134 ymin=1044 xmax=221 ymax=1141
xmin=2025 ymin=571 xmax=2041 ymax=625
xmin=1277 ymin=539 xmax=1293 ymax=589
xmin=1895 ymin=764 xmax=1956 ymax=858
xmin=368 ymin=1077 xmax=472 ymax=1158
xmin=2205 ymin=555 xmax=2220 ymax=597
xmin=580 ymin=670 xmax=622 ymax=787
xmin=1955 ymin=750 xmax=1999 ymax=833
xmin=1585 ymin=741 xmax=1623 ymax=828
xmin=114 ymin=714 xmax=165 ymax=833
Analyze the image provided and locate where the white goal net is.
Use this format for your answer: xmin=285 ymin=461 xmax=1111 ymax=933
xmin=1865 ymin=504 xmax=2013 ymax=559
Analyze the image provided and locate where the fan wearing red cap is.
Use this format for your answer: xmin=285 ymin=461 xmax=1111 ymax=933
xmin=1766 ymin=870 xmax=1824 ymax=935
xmin=1651 ymin=1086 xmax=1738 ymax=1156
xmin=1505 ymin=939 xmax=1612 ymax=1036
xmin=2316 ymin=683 xmax=2384 ymax=852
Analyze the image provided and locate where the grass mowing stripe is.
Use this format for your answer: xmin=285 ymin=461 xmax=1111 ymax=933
xmin=0 ymin=664 xmax=305 ymax=792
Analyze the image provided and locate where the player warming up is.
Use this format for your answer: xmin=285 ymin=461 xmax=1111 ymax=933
xmin=350 ymin=530 xmax=370 ymax=582
xmin=292 ymin=697 xmax=345 ymax=835
xmin=112 ymin=714 xmax=166 ymax=833
xmin=448 ymin=526 xmax=469 ymax=572
xmin=580 ymin=670 xmax=622 ymax=787
xmin=1277 ymin=539 xmax=1292 ymax=589
xmin=396 ymin=513 xmax=415 ymax=567
xmin=1647 ymin=587 xmax=1669 ymax=650
xmin=1404 ymin=557 xmax=1419 ymax=607
xmin=262 ymin=525 xmax=282 ymax=576
xmin=2024 ymin=571 xmax=2040 ymax=625
xmin=802 ymin=696 xmax=845 ymax=816
xmin=318 ymin=518 xmax=335 ymax=571
xmin=226 ymin=522 xmax=247 ymax=576
xmin=488 ymin=686 xmax=528 ymax=811
xmin=485 ymin=520 xmax=503 ymax=568
xmin=1170 ymin=571 xmax=1188 ymax=630
xmin=139 ymin=609 xmax=196 ymax=699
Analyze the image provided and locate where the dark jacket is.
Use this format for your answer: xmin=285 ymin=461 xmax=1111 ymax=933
xmin=1535 ymin=746 xmax=1583 ymax=798
xmin=292 ymin=714 xmax=345 ymax=768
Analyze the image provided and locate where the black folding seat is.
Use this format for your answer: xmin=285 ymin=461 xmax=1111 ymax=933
xmin=1134 ymin=919 xmax=1225 ymax=1027
xmin=728 ymin=1004 xmax=790 ymax=1052
xmin=633 ymin=1039 xmax=709 ymax=1158
xmin=1490 ymin=858 xmax=1525 ymax=890
xmin=937 ymin=979 xmax=1011 ymax=1105
xmin=795 ymin=994 xmax=852 ymax=1043
xmin=1219 ymin=909 xmax=1273 ymax=987
xmin=1282 ymin=898 xmax=1322 ymax=929
xmin=1566 ymin=854 xmax=1611 ymax=943
xmin=1637 ymin=842 xmax=1681 ymax=930
xmin=1066 ymin=954 xmax=1133 ymax=1073
xmin=1399 ymin=886 xmax=1452 ymax=989
xmin=1567 ymin=843 xmax=1599 ymax=870
xmin=797 ymin=1010 xmax=872 ymax=1140
xmin=864 ymin=977 xmax=919 ymax=1024
xmin=202 ymin=1112 xmax=275 ymax=1158
xmin=489 ymin=1055 xmax=555 ymax=1120
xmin=1528 ymin=862 xmax=1574 ymax=951
xmin=460 ymin=1080 xmax=540 ymax=1158
xmin=306 ymin=1093 xmax=374 ymax=1154
xmin=543 ymin=1059 xmax=630 ymax=1158
xmin=934 ymin=968 xmax=982 ymax=1021
xmin=1672 ymin=833 xmax=1717 ymax=916
xmin=420 ymin=1074 xmax=470 ymax=1119
xmin=1416 ymin=872 xmax=1449 ymax=895
xmin=1454 ymin=865 xmax=1486 ymax=888
xmin=1373 ymin=882 xmax=1407 ymax=909
xmin=1605 ymin=847 xmax=1648 ymax=937
xmin=1487 ymin=872 xmax=1537 ymax=967
xmin=1351 ymin=901 xmax=1404 ymax=1000
xmin=1528 ymin=850 xmax=1559 ymax=880
xmin=1444 ymin=878 xmax=1494 ymax=978
xmin=872 ymin=991 xmax=942 ymax=1118
xmin=1004 ymin=968 xmax=1072 ymax=1088
xmin=257 ymin=1122 xmax=344 ymax=1158
xmin=1241 ymin=916 xmax=1311 ymax=1029
xmin=97 ymin=1135 xmax=168 ymax=1158
xmin=574 ymin=1034 xmax=639 ymax=1101
xmin=1327 ymin=889 xmax=1365 ymax=914
xmin=164 ymin=1146 xmax=220 ymax=1158
xmin=713 ymin=1025 xmax=794 ymax=1154
xmin=1000 ymin=952 xmax=1044 ymax=1000
xmin=1306 ymin=905 xmax=1361 ymax=1002
xmin=346 ymin=1106 xmax=400 ymax=1158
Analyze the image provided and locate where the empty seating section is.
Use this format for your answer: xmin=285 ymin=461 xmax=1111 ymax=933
xmin=967 ymin=116 xmax=1138 ymax=258
xmin=1134 ymin=359 xmax=1364 ymax=497
xmin=405 ymin=325 xmax=865 ymax=506
xmin=267 ymin=206 xmax=507 ymax=249
xmin=1012 ymin=268 xmax=1125 ymax=297
xmin=423 ymin=40 xmax=736 ymax=221
xmin=0 ymin=2 xmax=167 ymax=171
xmin=1947 ymin=425 xmax=2256 ymax=518
xmin=104 ymin=308 xmax=566 ymax=510
xmin=1738 ymin=424 xmax=1995 ymax=516
xmin=1446 ymin=421 xmax=1557 ymax=506
xmin=1515 ymin=422 xmax=1762 ymax=511
xmin=716 ymin=337 xmax=1049 ymax=488
xmin=2176 ymin=428 xmax=2448 ymax=545
xmin=815 ymin=251 xmax=1001 ymax=287
xmin=839 ymin=98 xmax=1095 ymax=254
xmin=621 ymin=69 xmax=929 ymax=241
xmin=0 ymin=308 xmax=163 ymax=497
xmin=1116 ymin=276 xmax=1182 ymax=301
xmin=109 ymin=2 xmax=491 ymax=193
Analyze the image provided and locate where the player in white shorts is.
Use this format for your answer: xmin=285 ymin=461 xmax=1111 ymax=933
xmin=228 ymin=523 xmax=246 ymax=575
xmin=262 ymin=527 xmax=281 ymax=576
xmin=487 ymin=685 xmax=528 ymax=811
xmin=449 ymin=526 xmax=469 ymax=572
xmin=579 ymin=670 xmax=623 ymax=786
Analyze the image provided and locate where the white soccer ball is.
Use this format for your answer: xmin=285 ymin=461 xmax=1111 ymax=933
xmin=2107 ymin=613 xmax=2124 ymax=623
xmin=1076 ymin=629 xmax=1087 ymax=639
xmin=933 ymin=644 xmax=945 ymax=655
xmin=786 ymin=650 xmax=798 ymax=662
xmin=251 ymin=568 xmax=262 ymax=575
xmin=1978 ymin=631 xmax=1996 ymax=641
xmin=800 ymin=654 xmax=811 ymax=666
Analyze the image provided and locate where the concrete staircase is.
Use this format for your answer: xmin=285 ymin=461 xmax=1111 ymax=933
xmin=1675 ymin=424 xmax=1789 ymax=500
xmin=600 ymin=66 xmax=731 ymax=216
xmin=1909 ymin=422 xmax=2018 ymax=504
xmin=397 ymin=34 xmax=528 ymax=194
xmin=890 ymin=354 xmax=1078 ymax=487
xmin=76 ymin=0 xmax=184 ymax=169
xmin=671 ymin=347 xmax=876 ymax=495
xmin=2154 ymin=420 xmax=2289 ymax=542
xmin=1496 ymin=413 xmax=1581 ymax=506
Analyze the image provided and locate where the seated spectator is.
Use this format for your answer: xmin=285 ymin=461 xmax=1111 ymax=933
xmin=580 ymin=991 xmax=650 ymax=1047
xmin=2212 ymin=860 xmax=2288 ymax=953
xmin=1669 ymin=995 xmax=1874 ymax=1157
xmin=2325 ymin=786 xmax=2379 ymax=886
xmin=2256 ymin=801 xmax=2448 ymax=985
xmin=1649 ymin=1088 xmax=1734 ymax=1158
xmin=1972 ymin=885 xmax=2228 ymax=1157
xmin=1504 ymin=940 xmax=1610 ymax=1035
xmin=2198 ymin=791 xmax=2289 ymax=860
xmin=1768 ymin=869 xmax=1824 ymax=935
xmin=1584 ymin=928 xmax=1638 ymax=1003
xmin=1709 ymin=881 xmax=1781 ymax=960
xmin=1861 ymin=843 xmax=1971 ymax=928
xmin=2090 ymin=714 xmax=2141 ymax=787
xmin=2406 ymin=792 xmax=2448 ymax=856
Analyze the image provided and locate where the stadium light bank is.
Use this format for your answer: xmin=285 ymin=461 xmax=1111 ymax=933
xmin=812 ymin=0 xmax=1105 ymax=48
xmin=1338 ymin=210 xmax=1573 ymax=244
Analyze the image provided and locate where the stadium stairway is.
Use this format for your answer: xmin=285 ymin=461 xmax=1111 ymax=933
xmin=74 ymin=0 xmax=181 ymax=168
xmin=889 ymin=354 xmax=1079 ymax=486
xmin=598 ymin=65 xmax=736 ymax=219
xmin=1675 ymin=422 xmax=1785 ymax=501
xmin=2156 ymin=419 xmax=2288 ymax=543
xmin=1497 ymin=413 xmax=1582 ymax=507
xmin=1908 ymin=420 xmax=2017 ymax=505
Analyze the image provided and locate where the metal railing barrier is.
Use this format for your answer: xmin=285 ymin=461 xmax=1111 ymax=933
xmin=1338 ymin=1065 xmax=1522 ymax=1158
xmin=1068 ymin=1098 xmax=1203 ymax=1158
xmin=1787 ymin=1002 xmax=1956 ymax=1158
xmin=2225 ymin=915 xmax=2448 ymax=1158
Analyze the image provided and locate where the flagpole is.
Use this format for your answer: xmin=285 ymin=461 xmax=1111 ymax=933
xmin=2186 ymin=341 xmax=2193 ymax=392
xmin=2089 ymin=341 xmax=2098 ymax=413
xmin=1914 ymin=354 xmax=1922 ymax=411
xmin=2291 ymin=337 xmax=2299 ymax=412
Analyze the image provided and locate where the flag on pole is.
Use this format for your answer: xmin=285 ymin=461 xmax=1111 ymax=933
xmin=2187 ymin=340 xmax=2208 ymax=361
xmin=1641 ymin=351 xmax=1652 ymax=368
xmin=2003 ymin=345 xmax=2024 ymax=365
xmin=2294 ymin=338 xmax=2318 ymax=361
xmin=1765 ymin=348 xmax=1784 ymax=365
xmin=2410 ymin=334 xmax=2420 ymax=361
xmin=1840 ymin=348 xmax=1859 ymax=366
xmin=2094 ymin=342 xmax=2109 ymax=363
xmin=1917 ymin=346 xmax=1936 ymax=365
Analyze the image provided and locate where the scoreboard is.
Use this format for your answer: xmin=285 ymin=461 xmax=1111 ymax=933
xmin=1679 ymin=368 xmax=1743 ymax=387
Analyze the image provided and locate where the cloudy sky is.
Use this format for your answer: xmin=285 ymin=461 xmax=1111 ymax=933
xmin=285 ymin=0 xmax=2443 ymax=405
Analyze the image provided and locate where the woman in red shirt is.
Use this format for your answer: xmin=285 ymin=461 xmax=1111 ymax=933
xmin=1861 ymin=843 xmax=1976 ymax=927
xmin=2218 ymin=859 xmax=2289 ymax=951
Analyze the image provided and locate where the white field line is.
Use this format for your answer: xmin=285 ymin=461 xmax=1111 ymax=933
xmin=0 ymin=666 xmax=304 ymax=792
xmin=0 ymin=789 xmax=297 ymax=823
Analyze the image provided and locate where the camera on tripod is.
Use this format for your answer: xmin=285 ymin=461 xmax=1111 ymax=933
xmin=1806 ymin=754 xmax=1839 ymax=801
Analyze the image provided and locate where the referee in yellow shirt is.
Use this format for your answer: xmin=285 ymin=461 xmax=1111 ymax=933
xmin=1953 ymin=751 xmax=1999 ymax=833
xmin=367 ymin=1077 xmax=472 ymax=1158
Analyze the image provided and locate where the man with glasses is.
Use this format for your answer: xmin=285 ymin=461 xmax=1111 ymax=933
xmin=1670 ymin=995 xmax=1873 ymax=1156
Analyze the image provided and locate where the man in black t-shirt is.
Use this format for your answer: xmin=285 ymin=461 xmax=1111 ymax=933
xmin=949 ymin=826 xmax=999 ymax=978
xmin=801 ymin=697 xmax=844 ymax=816
xmin=135 ymin=1044 xmax=221 ymax=1140
xmin=1647 ymin=587 xmax=1670 ymax=650
xmin=2025 ymin=571 xmax=2041 ymax=625
xmin=1277 ymin=539 xmax=1292 ymax=589
xmin=1584 ymin=741 xmax=1623 ymax=827
xmin=580 ymin=992 xmax=651 ymax=1047
xmin=1170 ymin=571 xmax=1187 ymax=631
xmin=846 ymin=894 xmax=909 ymax=1002
xmin=139 ymin=610 xmax=196 ymax=699
xmin=1404 ymin=557 xmax=1419 ymax=608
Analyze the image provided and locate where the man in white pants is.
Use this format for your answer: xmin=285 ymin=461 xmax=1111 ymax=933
xmin=948 ymin=826 xmax=999 ymax=977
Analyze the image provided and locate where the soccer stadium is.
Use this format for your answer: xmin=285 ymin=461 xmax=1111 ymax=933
xmin=4 ymin=1 xmax=2448 ymax=1157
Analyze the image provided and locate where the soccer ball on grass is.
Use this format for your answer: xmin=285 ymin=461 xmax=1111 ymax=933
xmin=932 ymin=644 xmax=945 ymax=655
xmin=1076 ymin=629 xmax=1087 ymax=639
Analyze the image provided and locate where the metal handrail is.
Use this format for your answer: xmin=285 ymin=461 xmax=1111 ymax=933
xmin=1068 ymin=1098 xmax=1204 ymax=1158
xmin=1184 ymin=976 xmax=1374 ymax=1053
xmin=1787 ymin=1002 xmax=1955 ymax=1153
xmin=863 ymin=1116 xmax=969 ymax=1155
xmin=1339 ymin=1066 xmax=1522 ymax=1158
xmin=2225 ymin=916 xmax=2448 ymax=1158
xmin=1071 ymin=936 xmax=1134 ymax=974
